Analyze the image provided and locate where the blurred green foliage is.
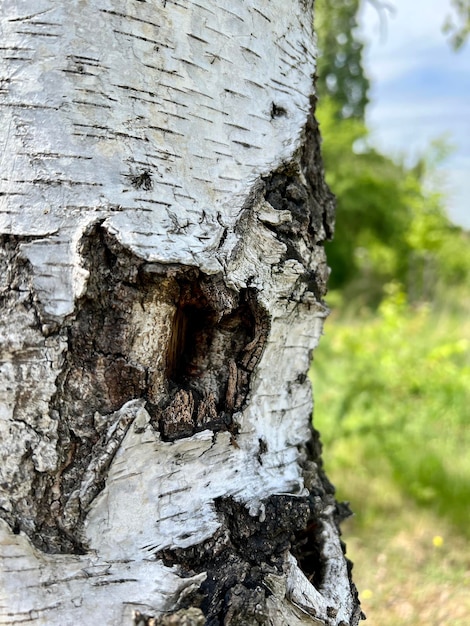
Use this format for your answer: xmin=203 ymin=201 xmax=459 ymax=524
xmin=444 ymin=0 xmax=470 ymax=50
xmin=315 ymin=0 xmax=369 ymax=119
xmin=311 ymin=285 xmax=470 ymax=534
xmin=313 ymin=0 xmax=470 ymax=545
xmin=315 ymin=0 xmax=470 ymax=304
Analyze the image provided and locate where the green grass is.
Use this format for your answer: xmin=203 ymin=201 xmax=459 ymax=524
xmin=310 ymin=285 xmax=470 ymax=624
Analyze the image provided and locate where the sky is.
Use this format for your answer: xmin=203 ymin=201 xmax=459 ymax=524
xmin=358 ymin=0 xmax=470 ymax=229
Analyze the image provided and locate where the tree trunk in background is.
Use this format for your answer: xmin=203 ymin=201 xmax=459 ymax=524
xmin=0 ymin=1 xmax=362 ymax=624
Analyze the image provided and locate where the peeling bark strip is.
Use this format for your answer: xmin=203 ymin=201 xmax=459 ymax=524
xmin=0 ymin=0 xmax=362 ymax=624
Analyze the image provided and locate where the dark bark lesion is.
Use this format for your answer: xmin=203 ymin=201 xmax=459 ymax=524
xmin=154 ymin=475 xmax=349 ymax=626
xmin=158 ymin=440 xmax=338 ymax=626
xmin=156 ymin=275 xmax=270 ymax=441
xmin=149 ymin=431 xmax=361 ymax=626
xmin=157 ymin=495 xmax=311 ymax=625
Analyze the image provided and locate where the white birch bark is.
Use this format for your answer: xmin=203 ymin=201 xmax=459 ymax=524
xmin=0 ymin=1 xmax=362 ymax=624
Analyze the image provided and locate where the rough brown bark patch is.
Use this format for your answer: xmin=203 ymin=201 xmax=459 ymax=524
xmin=2 ymin=224 xmax=272 ymax=554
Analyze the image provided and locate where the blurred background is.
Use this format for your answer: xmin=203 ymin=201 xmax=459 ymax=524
xmin=311 ymin=1 xmax=470 ymax=623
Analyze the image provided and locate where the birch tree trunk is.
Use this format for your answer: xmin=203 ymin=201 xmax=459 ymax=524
xmin=0 ymin=1 xmax=362 ymax=624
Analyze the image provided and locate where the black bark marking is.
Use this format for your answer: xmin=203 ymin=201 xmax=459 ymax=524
xmin=259 ymin=97 xmax=335 ymax=303
xmin=270 ymin=102 xmax=287 ymax=118
xmin=129 ymin=170 xmax=153 ymax=190
xmin=158 ymin=495 xmax=320 ymax=625
xmin=302 ymin=96 xmax=336 ymax=241
xmin=257 ymin=437 xmax=268 ymax=465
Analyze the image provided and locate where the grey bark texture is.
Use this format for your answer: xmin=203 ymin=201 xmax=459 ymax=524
xmin=0 ymin=1 xmax=363 ymax=624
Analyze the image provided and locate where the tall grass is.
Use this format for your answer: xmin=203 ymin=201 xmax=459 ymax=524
xmin=310 ymin=283 xmax=470 ymax=624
